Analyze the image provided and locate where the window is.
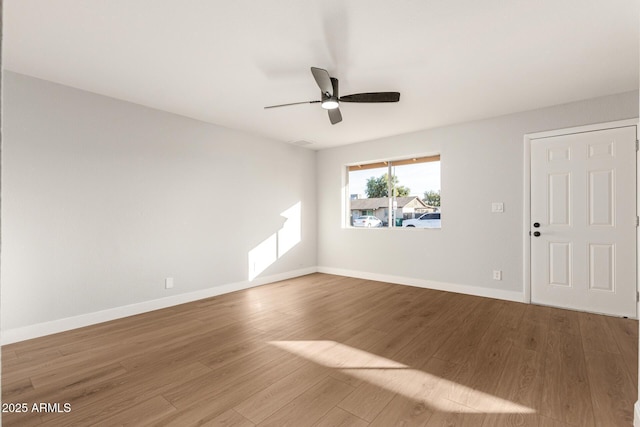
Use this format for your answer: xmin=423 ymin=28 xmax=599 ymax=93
xmin=347 ymin=155 xmax=441 ymax=228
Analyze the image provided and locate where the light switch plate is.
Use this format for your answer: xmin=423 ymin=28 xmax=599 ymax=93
xmin=491 ymin=202 xmax=504 ymax=213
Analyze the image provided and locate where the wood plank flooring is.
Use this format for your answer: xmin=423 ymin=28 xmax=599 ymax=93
xmin=2 ymin=273 xmax=638 ymax=426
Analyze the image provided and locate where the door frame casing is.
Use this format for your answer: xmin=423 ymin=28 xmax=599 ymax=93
xmin=523 ymin=119 xmax=638 ymax=312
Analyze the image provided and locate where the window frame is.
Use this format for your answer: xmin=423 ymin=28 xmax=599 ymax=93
xmin=345 ymin=154 xmax=441 ymax=229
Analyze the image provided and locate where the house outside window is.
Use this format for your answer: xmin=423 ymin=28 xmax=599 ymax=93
xmin=347 ymin=155 xmax=441 ymax=228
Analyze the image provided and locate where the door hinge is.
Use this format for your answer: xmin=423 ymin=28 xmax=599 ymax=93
xmin=636 ymin=140 xmax=639 ymax=151
xmin=636 ymin=216 xmax=639 ymax=227
xmin=636 ymin=291 xmax=639 ymax=302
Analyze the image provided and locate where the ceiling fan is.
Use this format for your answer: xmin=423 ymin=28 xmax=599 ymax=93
xmin=264 ymin=67 xmax=400 ymax=125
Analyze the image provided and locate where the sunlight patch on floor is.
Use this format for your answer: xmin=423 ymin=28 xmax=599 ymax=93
xmin=270 ymin=340 xmax=407 ymax=369
xmin=269 ymin=340 xmax=536 ymax=415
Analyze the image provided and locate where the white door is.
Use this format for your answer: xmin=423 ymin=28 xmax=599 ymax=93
xmin=530 ymin=126 xmax=637 ymax=317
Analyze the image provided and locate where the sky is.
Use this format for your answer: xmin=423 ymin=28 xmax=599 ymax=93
xmin=348 ymin=162 xmax=441 ymax=199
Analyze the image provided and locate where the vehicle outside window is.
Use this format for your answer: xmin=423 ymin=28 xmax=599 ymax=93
xmin=353 ymin=216 xmax=383 ymax=228
xmin=402 ymin=212 xmax=441 ymax=228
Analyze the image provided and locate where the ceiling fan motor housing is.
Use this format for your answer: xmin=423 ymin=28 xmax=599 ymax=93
xmin=321 ymin=77 xmax=340 ymax=109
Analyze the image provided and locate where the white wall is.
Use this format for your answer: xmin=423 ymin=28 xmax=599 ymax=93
xmin=317 ymin=91 xmax=638 ymax=301
xmin=2 ymin=71 xmax=637 ymax=343
xmin=1 ymin=71 xmax=317 ymax=335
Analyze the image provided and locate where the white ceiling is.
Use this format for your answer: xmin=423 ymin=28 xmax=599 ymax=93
xmin=4 ymin=1 xmax=639 ymax=150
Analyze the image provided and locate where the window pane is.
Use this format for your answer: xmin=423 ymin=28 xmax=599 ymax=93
xmin=348 ymin=166 xmax=388 ymax=226
xmin=391 ymin=160 xmax=441 ymax=228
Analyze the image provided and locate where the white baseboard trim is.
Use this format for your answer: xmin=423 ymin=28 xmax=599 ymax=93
xmin=316 ymin=266 xmax=525 ymax=303
xmin=635 ymin=401 xmax=640 ymax=427
xmin=1 ymin=267 xmax=317 ymax=345
xmin=2 ymin=266 xmax=529 ymax=344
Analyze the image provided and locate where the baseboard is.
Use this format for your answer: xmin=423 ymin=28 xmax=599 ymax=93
xmin=1 ymin=267 xmax=317 ymax=345
xmin=1 ymin=266 xmax=529 ymax=344
xmin=635 ymin=401 xmax=640 ymax=426
xmin=316 ymin=266 xmax=525 ymax=303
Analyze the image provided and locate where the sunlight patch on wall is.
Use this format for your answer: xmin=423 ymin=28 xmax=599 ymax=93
xmin=277 ymin=202 xmax=301 ymax=258
xmin=248 ymin=202 xmax=301 ymax=281
xmin=269 ymin=340 xmax=535 ymax=415
xmin=248 ymin=234 xmax=278 ymax=281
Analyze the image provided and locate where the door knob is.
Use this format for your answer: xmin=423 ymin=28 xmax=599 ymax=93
xmin=533 ymin=222 xmax=540 ymax=228
xmin=533 ymin=231 xmax=541 ymax=237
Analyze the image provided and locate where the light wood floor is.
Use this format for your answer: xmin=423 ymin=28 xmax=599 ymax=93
xmin=2 ymin=273 xmax=638 ymax=426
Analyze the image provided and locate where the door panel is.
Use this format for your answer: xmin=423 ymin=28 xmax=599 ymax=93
xmin=549 ymin=173 xmax=571 ymax=225
xmin=588 ymin=170 xmax=614 ymax=226
xmin=549 ymin=242 xmax=571 ymax=287
xmin=588 ymin=244 xmax=614 ymax=291
xmin=531 ymin=126 xmax=636 ymax=317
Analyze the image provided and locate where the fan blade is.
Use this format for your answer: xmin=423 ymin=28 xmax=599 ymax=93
xmin=328 ymin=107 xmax=342 ymax=125
xmin=311 ymin=67 xmax=333 ymax=96
xmin=339 ymin=92 xmax=400 ymax=103
xmin=264 ymin=100 xmax=320 ymax=109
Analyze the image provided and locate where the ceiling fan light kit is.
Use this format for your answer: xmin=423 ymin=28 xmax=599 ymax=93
xmin=321 ymin=100 xmax=339 ymax=110
xmin=265 ymin=67 xmax=400 ymax=124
